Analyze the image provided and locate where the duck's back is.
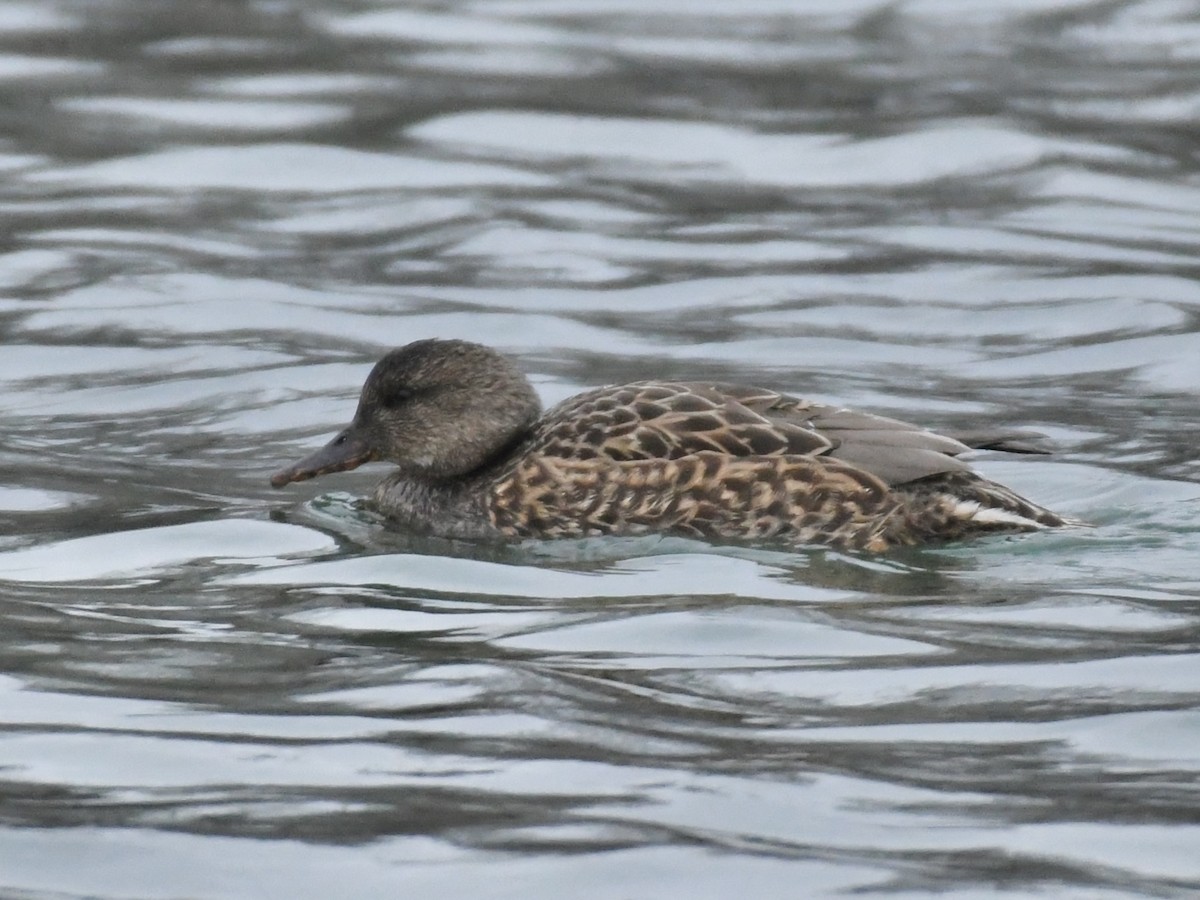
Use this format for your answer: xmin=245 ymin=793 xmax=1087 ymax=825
xmin=485 ymin=382 xmax=1066 ymax=550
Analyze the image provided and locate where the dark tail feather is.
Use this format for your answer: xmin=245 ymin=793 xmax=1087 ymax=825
xmin=949 ymin=430 xmax=1054 ymax=456
xmin=892 ymin=471 xmax=1071 ymax=545
xmin=953 ymin=475 xmax=1068 ymax=528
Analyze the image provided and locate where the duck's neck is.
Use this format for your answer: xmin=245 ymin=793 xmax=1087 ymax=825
xmin=370 ymin=470 xmax=498 ymax=540
xmin=369 ymin=430 xmax=533 ymax=539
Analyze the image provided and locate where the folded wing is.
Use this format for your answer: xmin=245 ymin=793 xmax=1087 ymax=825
xmin=529 ymin=381 xmax=993 ymax=486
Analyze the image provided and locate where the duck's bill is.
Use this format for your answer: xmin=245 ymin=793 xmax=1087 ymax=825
xmin=270 ymin=429 xmax=377 ymax=488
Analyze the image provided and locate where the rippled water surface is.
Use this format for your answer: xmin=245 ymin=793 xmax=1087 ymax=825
xmin=3 ymin=1 xmax=1200 ymax=897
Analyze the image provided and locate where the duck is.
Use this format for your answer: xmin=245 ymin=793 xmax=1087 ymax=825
xmin=270 ymin=338 xmax=1069 ymax=551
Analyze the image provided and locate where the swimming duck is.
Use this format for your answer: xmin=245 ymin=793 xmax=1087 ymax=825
xmin=270 ymin=339 xmax=1068 ymax=551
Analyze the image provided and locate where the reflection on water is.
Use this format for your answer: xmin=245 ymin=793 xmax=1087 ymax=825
xmin=2 ymin=0 xmax=1200 ymax=897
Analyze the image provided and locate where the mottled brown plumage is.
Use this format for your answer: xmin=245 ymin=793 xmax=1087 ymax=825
xmin=270 ymin=339 xmax=1069 ymax=551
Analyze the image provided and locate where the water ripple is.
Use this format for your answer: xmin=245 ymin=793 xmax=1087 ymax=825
xmin=2 ymin=0 xmax=1200 ymax=896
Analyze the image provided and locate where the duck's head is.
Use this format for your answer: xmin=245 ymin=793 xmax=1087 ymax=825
xmin=270 ymin=339 xmax=541 ymax=488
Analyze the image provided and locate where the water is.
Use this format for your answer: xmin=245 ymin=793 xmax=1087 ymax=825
xmin=2 ymin=1 xmax=1199 ymax=896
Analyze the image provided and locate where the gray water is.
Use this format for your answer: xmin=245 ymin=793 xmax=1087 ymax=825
xmin=2 ymin=1 xmax=1200 ymax=897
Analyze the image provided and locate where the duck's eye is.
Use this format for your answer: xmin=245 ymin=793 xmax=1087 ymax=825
xmin=383 ymin=388 xmax=413 ymax=409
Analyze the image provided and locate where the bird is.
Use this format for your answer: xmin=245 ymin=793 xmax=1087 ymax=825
xmin=270 ymin=338 xmax=1070 ymax=551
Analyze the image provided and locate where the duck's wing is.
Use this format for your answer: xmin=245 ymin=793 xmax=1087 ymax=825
xmin=716 ymin=382 xmax=976 ymax=485
xmin=529 ymin=381 xmax=975 ymax=486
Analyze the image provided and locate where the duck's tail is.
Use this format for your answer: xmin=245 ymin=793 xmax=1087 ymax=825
xmin=888 ymin=471 xmax=1073 ymax=545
